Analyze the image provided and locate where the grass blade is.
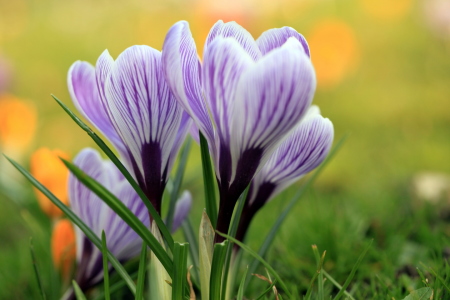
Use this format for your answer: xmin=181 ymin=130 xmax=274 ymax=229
xmin=322 ymin=270 xmax=356 ymax=300
xmin=236 ymin=266 xmax=248 ymax=300
xmin=62 ymin=158 xmax=173 ymax=276
xmin=172 ymin=242 xmax=189 ymax=300
xmin=200 ymin=132 xmax=218 ymax=228
xmin=5 ymin=155 xmax=137 ymax=294
xmin=52 ymin=95 xmax=174 ymax=251
xmin=181 ymin=219 xmax=200 ymax=284
xmin=72 ymin=281 xmax=87 ymax=300
xmin=135 ymin=242 xmax=148 ymax=300
xmin=30 ymin=238 xmax=46 ymax=300
xmin=210 ymin=240 xmax=228 ymax=300
xmin=166 ymin=138 xmax=192 ymax=231
xmin=333 ymin=239 xmax=373 ymax=300
xmin=216 ymin=232 xmax=293 ymax=299
xmin=101 ymin=231 xmax=111 ymax=300
xmin=221 ymin=186 xmax=250 ymax=300
xmin=255 ymin=279 xmax=278 ymax=300
xmin=245 ymin=135 xmax=347 ymax=289
xmin=312 ymin=245 xmax=326 ymax=300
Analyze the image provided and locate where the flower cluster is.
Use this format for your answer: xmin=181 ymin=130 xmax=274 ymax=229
xmin=60 ymin=19 xmax=333 ymax=294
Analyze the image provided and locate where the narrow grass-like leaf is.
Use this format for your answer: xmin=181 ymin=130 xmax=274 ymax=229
xmin=72 ymin=281 xmax=87 ymax=300
xmin=149 ymin=221 xmax=172 ymax=299
xmin=52 ymin=95 xmax=174 ymax=250
xmin=135 ymin=242 xmax=147 ymax=300
xmin=210 ymin=240 xmax=228 ymax=300
xmin=312 ymin=245 xmax=326 ymax=300
xmin=236 ymin=266 xmax=248 ymax=300
xmin=221 ymin=186 xmax=250 ymax=300
xmin=62 ymin=159 xmax=173 ymax=276
xmin=217 ymin=232 xmax=292 ymax=298
xmin=304 ymin=266 xmax=320 ymax=300
xmin=199 ymin=211 xmax=215 ymax=300
xmin=199 ymin=132 xmax=218 ymax=228
xmin=246 ymin=135 xmax=347 ymax=290
xmin=333 ymin=239 xmax=373 ymax=300
xmin=166 ymin=138 xmax=192 ymax=231
xmin=172 ymin=242 xmax=189 ymax=300
xmin=5 ymin=155 xmax=136 ymax=294
xmin=30 ymin=238 xmax=46 ymax=300
xmin=426 ymin=265 xmax=450 ymax=292
xmin=254 ymin=279 xmax=278 ymax=300
xmin=401 ymin=287 xmax=433 ymax=300
xmin=322 ymin=270 xmax=355 ymax=300
xmin=182 ymin=219 xmax=200 ymax=284
xmin=101 ymin=231 xmax=111 ymax=300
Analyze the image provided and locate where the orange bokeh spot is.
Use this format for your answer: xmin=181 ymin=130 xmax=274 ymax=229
xmin=30 ymin=148 xmax=70 ymax=218
xmin=361 ymin=0 xmax=412 ymax=21
xmin=308 ymin=19 xmax=359 ymax=89
xmin=0 ymin=94 xmax=37 ymax=151
xmin=52 ymin=219 xmax=76 ymax=278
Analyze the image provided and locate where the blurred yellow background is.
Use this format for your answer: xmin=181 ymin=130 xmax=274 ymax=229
xmin=1 ymin=0 xmax=450 ymax=200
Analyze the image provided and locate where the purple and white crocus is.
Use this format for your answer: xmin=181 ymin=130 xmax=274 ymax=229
xmin=235 ymin=106 xmax=334 ymax=242
xmin=162 ymin=20 xmax=316 ymax=240
xmin=68 ymin=46 xmax=191 ymax=214
xmin=69 ymin=148 xmax=191 ymax=293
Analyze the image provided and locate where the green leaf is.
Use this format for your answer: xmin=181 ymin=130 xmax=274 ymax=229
xmin=200 ymin=132 xmax=218 ymax=228
xmin=210 ymin=240 xmax=228 ymax=300
xmin=62 ymin=158 xmax=174 ymax=276
xmin=72 ymin=281 xmax=87 ymax=300
xmin=5 ymin=155 xmax=137 ymax=295
xmin=52 ymin=95 xmax=175 ymax=251
xmin=221 ymin=186 xmax=250 ymax=300
xmin=172 ymin=242 xmax=189 ymax=300
xmin=135 ymin=242 xmax=147 ymax=300
xmin=149 ymin=221 xmax=172 ymax=300
xmin=401 ymin=287 xmax=433 ymax=300
xmin=181 ymin=219 xmax=200 ymax=285
xmin=246 ymin=135 xmax=347 ymax=290
xmin=199 ymin=211 xmax=215 ymax=300
xmin=101 ymin=231 xmax=111 ymax=300
xmin=333 ymin=239 xmax=373 ymax=300
xmin=30 ymin=238 xmax=46 ymax=300
xmin=166 ymin=138 xmax=192 ymax=231
xmin=236 ymin=266 xmax=248 ymax=300
xmin=216 ymin=232 xmax=293 ymax=299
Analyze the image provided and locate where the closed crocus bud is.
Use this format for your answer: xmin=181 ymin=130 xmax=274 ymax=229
xmin=30 ymin=148 xmax=70 ymax=218
xmin=52 ymin=219 xmax=76 ymax=279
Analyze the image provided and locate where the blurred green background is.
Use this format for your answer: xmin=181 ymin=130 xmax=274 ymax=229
xmin=1 ymin=0 xmax=450 ymax=298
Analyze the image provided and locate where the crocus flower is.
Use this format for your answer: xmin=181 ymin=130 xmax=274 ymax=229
xmin=235 ymin=106 xmax=334 ymax=242
xmin=162 ymin=20 xmax=316 ymax=239
xmin=69 ymin=148 xmax=149 ymax=291
xmin=68 ymin=148 xmax=191 ymax=292
xmin=52 ymin=219 xmax=76 ymax=279
xmin=68 ymin=45 xmax=191 ymax=214
xmin=30 ymin=148 xmax=70 ymax=218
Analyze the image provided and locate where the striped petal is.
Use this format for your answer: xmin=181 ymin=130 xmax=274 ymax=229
xmin=205 ymin=20 xmax=262 ymax=61
xmin=68 ymin=61 xmax=127 ymax=158
xmin=69 ymin=148 xmax=149 ymax=288
xmin=202 ymin=37 xmax=254 ymax=183
xmin=256 ymin=27 xmax=310 ymax=57
xmin=229 ymin=37 xmax=316 ymax=184
xmin=250 ymin=106 xmax=333 ymax=205
xmin=162 ymin=21 xmax=215 ymax=145
xmin=105 ymin=45 xmax=186 ymax=211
